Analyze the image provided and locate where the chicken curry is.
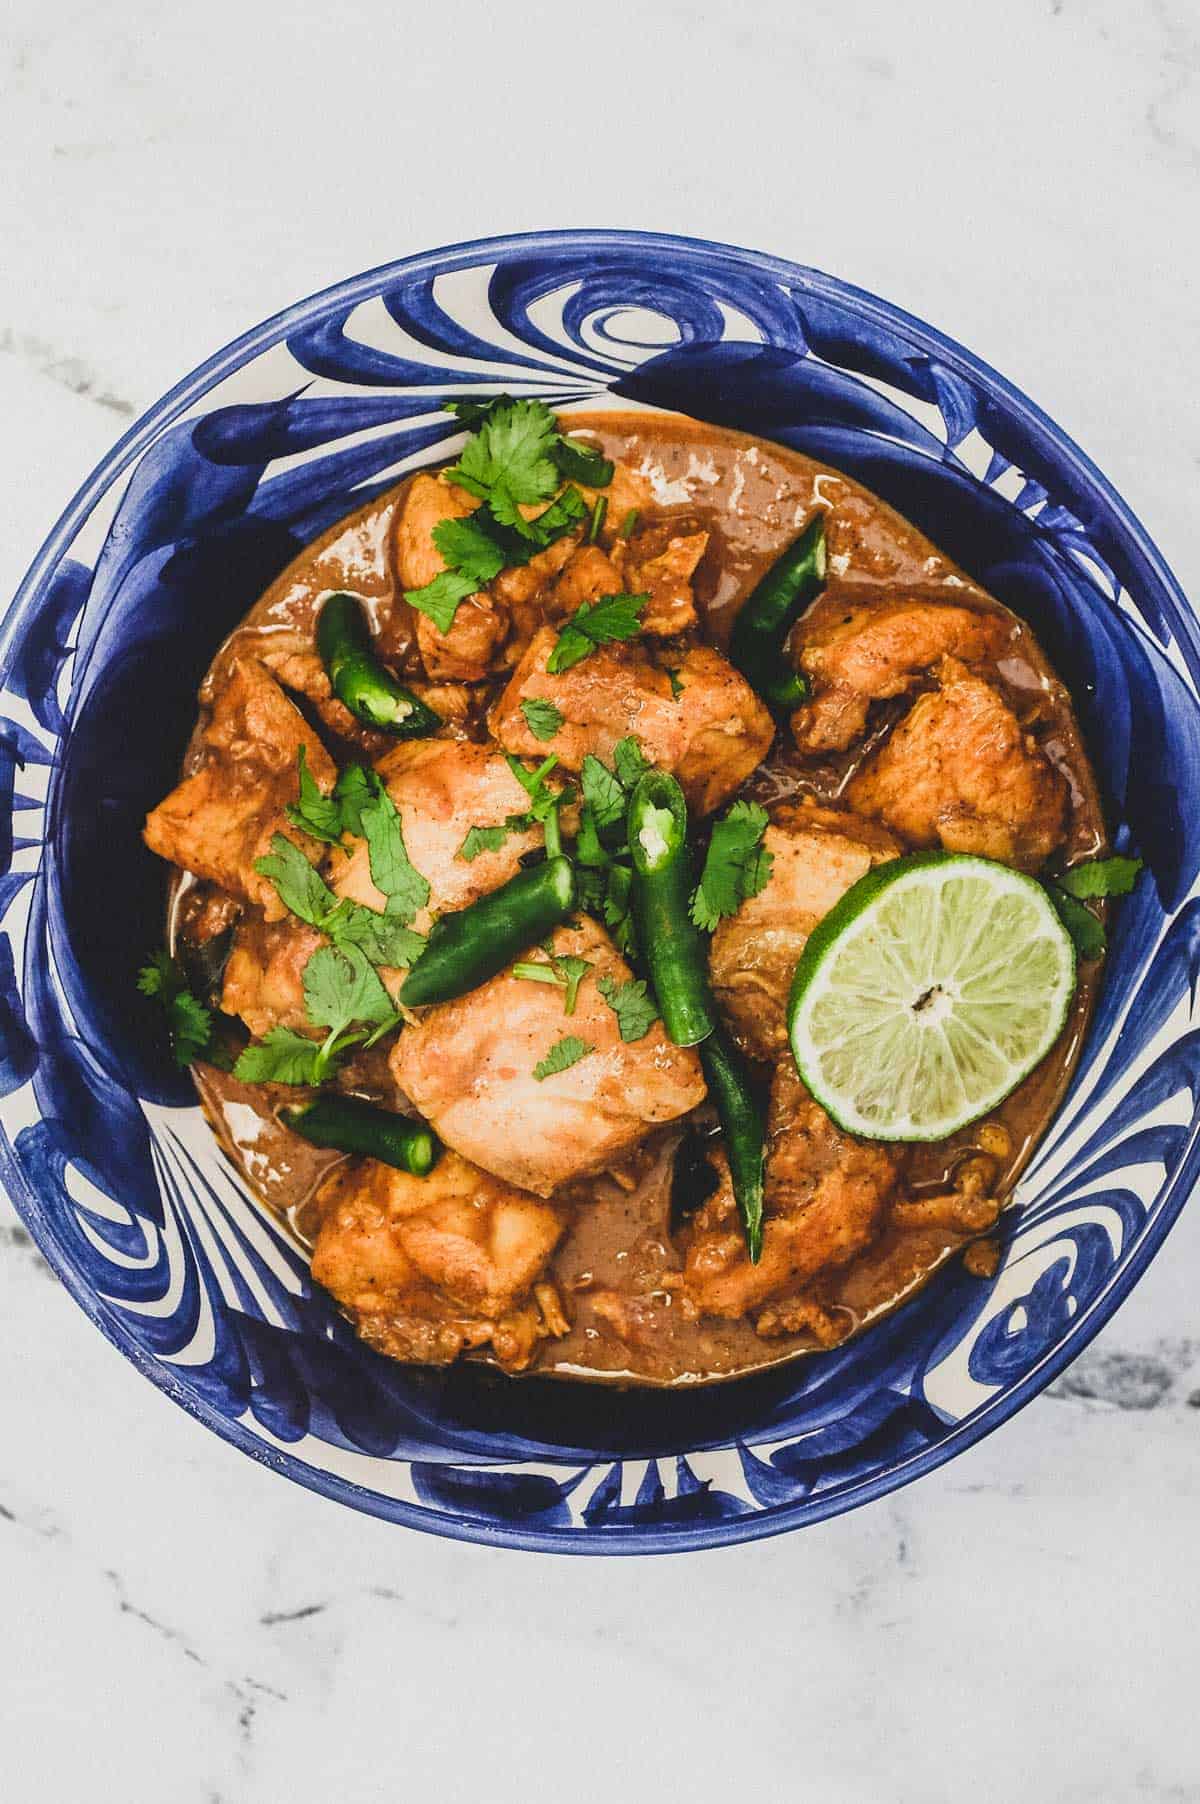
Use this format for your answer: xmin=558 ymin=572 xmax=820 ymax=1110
xmin=140 ymin=401 xmax=1129 ymax=1385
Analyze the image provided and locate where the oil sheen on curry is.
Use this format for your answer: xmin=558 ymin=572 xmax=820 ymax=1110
xmin=142 ymin=401 xmax=1113 ymax=1387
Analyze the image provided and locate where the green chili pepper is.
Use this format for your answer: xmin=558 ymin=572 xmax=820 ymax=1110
xmin=281 ymin=1094 xmax=440 ymax=1175
xmin=626 ymin=770 xmax=717 ymax=1048
xmin=700 ymin=1030 xmax=766 ymax=1261
xmin=399 ymin=856 xmax=577 ymax=1007
xmin=316 ymin=593 xmax=441 ymax=737
xmin=728 ymin=514 xmax=827 ymax=709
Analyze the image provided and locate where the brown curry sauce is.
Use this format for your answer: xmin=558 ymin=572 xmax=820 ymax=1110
xmin=175 ymin=410 xmax=1105 ymax=1386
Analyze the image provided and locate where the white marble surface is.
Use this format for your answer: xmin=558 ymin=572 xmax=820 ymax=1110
xmin=3 ymin=0 xmax=1200 ymax=1797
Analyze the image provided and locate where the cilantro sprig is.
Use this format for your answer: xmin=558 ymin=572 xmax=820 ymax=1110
xmin=545 ymin=592 xmax=648 ymax=675
xmin=454 ymin=753 xmax=571 ymax=863
xmin=405 ymin=396 xmax=605 ymax=634
xmin=1046 ymin=853 xmax=1144 ymax=960
xmin=690 ymin=801 xmax=774 ymax=931
xmin=233 ymin=938 xmax=401 ymax=1088
xmin=512 ymin=946 xmax=593 ymax=1015
xmin=445 ymin=396 xmax=615 ymax=492
xmin=138 ymin=952 xmax=221 ymax=1069
xmin=233 ymin=761 xmax=434 ymax=1085
xmin=570 ymin=736 xmax=650 ymax=957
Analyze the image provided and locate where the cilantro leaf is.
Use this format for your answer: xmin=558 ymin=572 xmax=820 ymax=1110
xmin=444 ymin=395 xmax=512 ymax=430
xmin=553 ymin=437 xmax=614 ymax=487
xmin=446 ymin=398 xmax=561 ymax=521
xmin=579 ymin=755 xmax=626 ymax=833
xmin=1056 ymin=855 xmax=1143 ymax=900
xmin=404 ymin=567 xmax=477 ymax=635
xmin=458 ymin=823 xmax=513 ymax=862
xmin=546 ymin=593 xmax=647 ymax=674
xmin=322 ymin=897 xmax=425 ymax=969
xmin=302 ymin=943 xmax=398 ymax=1037
xmin=234 ymin=1027 xmax=326 ymax=1087
xmin=1048 ymin=886 xmax=1107 ymax=961
xmin=333 ymin=764 xmax=379 ymax=838
xmin=254 ymin=835 xmax=339 ymax=929
xmin=136 ymin=950 xmax=176 ymax=999
xmin=169 ymin=991 xmax=216 ymax=1067
xmin=525 ymin=484 xmax=587 ymax=547
xmin=665 ymin=666 xmax=684 ymax=699
xmin=690 ymin=801 xmax=773 ymax=931
xmin=520 ymin=697 xmax=564 ymax=742
xmin=284 ymin=746 xmax=343 ymax=846
xmin=445 ymin=398 xmax=613 ymax=493
xmin=601 ymin=862 xmax=633 ymax=930
xmin=255 ymin=825 xmax=425 ymax=970
xmin=597 ymin=974 xmax=658 ymax=1043
xmin=532 ymin=1034 xmax=594 ymax=1081
xmin=359 ymin=787 xmax=430 ymax=925
xmin=612 ymin=735 xmax=650 ymax=791
xmin=432 ymin=512 xmax=507 ymax=588
xmin=574 ymin=804 xmax=610 ymax=869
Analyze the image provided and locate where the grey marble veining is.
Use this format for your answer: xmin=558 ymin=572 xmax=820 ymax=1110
xmin=2 ymin=0 xmax=1199 ymax=1797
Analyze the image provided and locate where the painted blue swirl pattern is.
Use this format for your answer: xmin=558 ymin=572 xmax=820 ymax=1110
xmin=1 ymin=231 xmax=1197 ymax=1552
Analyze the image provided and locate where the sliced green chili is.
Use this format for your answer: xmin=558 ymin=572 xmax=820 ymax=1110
xmin=587 ymin=495 xmax=608 ymax=543
xmin=729 ymin=514 xmax=827 ymax=709
xmin=317 ymin=593 xmax=441 ymax=737
xmin=399 ymin=856 xmax=577 ymax=1007
xmin=700 ymin=1030 xmax=766 ymax=1261
xmin=626 ymin=770 xmax=717 ymax=1048
xmin=281 ymin=1094 xmax=440 ymax=1176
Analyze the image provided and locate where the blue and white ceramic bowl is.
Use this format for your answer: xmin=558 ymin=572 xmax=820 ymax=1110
xmin=4 ymin=230 xmax=1196 ymax=1553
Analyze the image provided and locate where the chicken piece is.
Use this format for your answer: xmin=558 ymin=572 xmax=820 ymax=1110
xmin=541 ymin=528 xmax=707 ymax=640
xmin=393 ymin=473 xmax=511 ymax=680
xmin=791 ymin=592 xmax=1013 ymax=754
xmin=753 ymin=1294 xmax=854 ymax=1348
xmin=709 ymin=802 xmax=902 ymax=1058
xmin=394 ymin=473 xmax=478 ymax=591
xmin=312 ymin=1151 xmax=567 ymax=1370
xmin=328 ymin=739 xmax=546 ymax=935
xmin=624 ymin=522 xmax=708 ymax=636
xmin=678 ymin=1064 xmax=900 ymax=1320
xmin=492 ymin=631 xmax=773 ymax=816
xmin=221 ymin=916 xmax=325 ymax=1039
xmin=143 ymin=661 xmax=336 ymax=920
xmin=490 ymin=536 xmax=577 ymax=616
xmin=391 ymin=917 xmax=706 ymax=1197
xmin=847 ymin=656 xmax=1068 ymax=870
xmin=549 ymin=544 xmax=627 ymax=615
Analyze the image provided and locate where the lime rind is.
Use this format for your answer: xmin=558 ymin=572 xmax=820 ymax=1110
xmin=787 ymin=852 xmax=1077 ymax=1142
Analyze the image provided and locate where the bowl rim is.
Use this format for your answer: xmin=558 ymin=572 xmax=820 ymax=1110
xmin=4 ymin=226 xmax=1196 ymax=1554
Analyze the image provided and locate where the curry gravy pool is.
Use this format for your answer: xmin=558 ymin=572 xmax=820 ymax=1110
xmin=162 ymin=409 xmax=1105 ymax=1386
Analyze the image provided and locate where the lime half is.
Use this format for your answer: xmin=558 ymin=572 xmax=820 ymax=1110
xmin=787 ymin=852 xmax=1077 ymax=1142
